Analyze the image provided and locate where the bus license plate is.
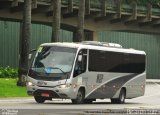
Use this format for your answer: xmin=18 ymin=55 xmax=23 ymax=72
xmin=41 ymin=93 xmax=49 ymax=97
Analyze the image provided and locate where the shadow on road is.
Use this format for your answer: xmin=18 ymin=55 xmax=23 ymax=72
xmin=29 ymin=101 xmax=142 ymax=105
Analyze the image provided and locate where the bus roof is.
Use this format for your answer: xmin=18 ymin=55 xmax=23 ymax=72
xmin=41 ymin=42 xmax=146 ymax=55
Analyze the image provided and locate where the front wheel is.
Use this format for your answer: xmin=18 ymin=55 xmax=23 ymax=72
xmin=71 ymin=89 xmax=85 ymax=104
xmin=34 ymin=96 xmax=46 ymax=103
xmin=84 ymin=99 xmax=93 ymax=104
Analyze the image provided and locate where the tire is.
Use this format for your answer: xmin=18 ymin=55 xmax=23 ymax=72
xmin=34 ymin=96 xmax=46 ymax=103
xmin=111 ymin=88 xmax=126 ymax=104
xmin=118 ymin=88 xmax=126 ymax=104
xmin=71 ymin=89 xmax=85 ymax=104
xmin=84 ymin=99 xmax=93 ymax=104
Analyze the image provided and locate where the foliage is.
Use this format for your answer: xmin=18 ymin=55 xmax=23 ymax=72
xmin=0 ymin=78 xmax=28 ymax=97
xmin=0 ymin=67 xmax=18 ymax=78
xmin=137 ymin=0 xmax=160 ymax=5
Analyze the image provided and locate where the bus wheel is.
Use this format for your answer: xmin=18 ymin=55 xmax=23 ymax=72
xmin=72 ymin=89 xmax=85 ymax=104
xmin=34 ymin=96 xmax=45 ymax=103
xmin=118 ymin=88 xmax=126 ymax=104
xmin=84 ymin=99 xmax=93 ymax=104
xmin=111 ymin=88 xmax=126 ymax=104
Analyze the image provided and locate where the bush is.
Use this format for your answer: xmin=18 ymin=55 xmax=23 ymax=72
xmin=0 ymin=67 xmax=18 ymax=78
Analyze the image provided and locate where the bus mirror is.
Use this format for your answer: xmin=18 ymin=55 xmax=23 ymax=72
xmin=28 ymin=54 xmax=32 ymax=60
xmin=78 ymin=55 xmax=82 ymax=62
xmin=30 ymin=49 xmax=37 ymax=53
xmin=28 ymin=49 xmax=37 ymax=68
xmin=28 ymin=49 xmax=36 ymax=60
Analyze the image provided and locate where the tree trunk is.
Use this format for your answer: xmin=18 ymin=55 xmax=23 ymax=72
xmin=51 ymin=0 xmax=61 ymax=42
xmin=17 ymin=0 xmax=32 ymax=86
xmin=75 ymin=0 xmax=85 ymax=42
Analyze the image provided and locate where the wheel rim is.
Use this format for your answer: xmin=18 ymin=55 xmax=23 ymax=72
xmin=120 ymin=90 xmax=125 ymax=102
xmin=77 ymin=91 xmax=83 ymax=102
xmin=121 ymin=93 xmax=124 ymax=102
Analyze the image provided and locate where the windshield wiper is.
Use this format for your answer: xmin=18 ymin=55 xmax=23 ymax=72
xmin=45 ymin=67 xmax=66 ymax=75
xmin=31 ymin=67 xmax=68 ymax=75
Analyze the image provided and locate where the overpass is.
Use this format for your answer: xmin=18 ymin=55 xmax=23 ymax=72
xmin=0 ymin=0 xmax=160 ymax=40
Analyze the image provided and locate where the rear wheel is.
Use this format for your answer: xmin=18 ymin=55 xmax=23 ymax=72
xmin=72 ymin=89 xmax=85 ymax=104
xmin=111 ymin=88 xmax=126 ymax=104
xmin=118 ymin=88 xmax=126 ymax=104
xmin=34 ymin=96 xmax=46 ymax=103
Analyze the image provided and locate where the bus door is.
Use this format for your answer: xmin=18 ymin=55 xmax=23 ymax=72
xmin=73 ymin=49 xmax=88 ymax=87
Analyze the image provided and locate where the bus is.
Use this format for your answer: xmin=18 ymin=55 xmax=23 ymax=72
xmin=26 ymin=41 xmax=146 ymax=104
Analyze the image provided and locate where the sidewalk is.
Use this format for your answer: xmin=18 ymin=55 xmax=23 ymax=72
xmin=146 ymin=79 xmax=160 ymax=84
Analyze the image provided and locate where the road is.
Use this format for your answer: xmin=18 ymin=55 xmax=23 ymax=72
xmin=0 ymin=82 xmax=160 ymax=115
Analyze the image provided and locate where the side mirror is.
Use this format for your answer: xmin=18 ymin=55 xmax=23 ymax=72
xmin=28 ymin=49 xmax=37 ymax=56
xmin=28 ymin=49 xmax=36 ymax=59
xmin=28 ymin=54 xmax=32 ymax=60
xmin=28 ymin=49 xmax=37 ymax=67
xmin=78 ymin=55 xmax=82 ymax=62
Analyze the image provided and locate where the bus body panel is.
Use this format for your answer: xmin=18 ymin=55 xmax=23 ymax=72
xmin=26 ymin=42 xmax=146 ymax=102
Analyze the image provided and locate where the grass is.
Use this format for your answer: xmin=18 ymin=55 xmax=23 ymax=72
xmin=0 ymin=78 xmax=28 ymax=97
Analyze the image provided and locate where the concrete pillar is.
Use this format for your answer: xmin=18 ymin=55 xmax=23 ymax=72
xmin=73 ymin=30 xmax=98 ymax=42
xmin=93 ymin=31 xmax=98 ymax=41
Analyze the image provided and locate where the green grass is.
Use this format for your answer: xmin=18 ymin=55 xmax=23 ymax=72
xmin=0 ymin=78 xmax=28 ymax=97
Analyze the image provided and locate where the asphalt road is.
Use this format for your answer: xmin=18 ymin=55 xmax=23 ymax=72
xmin=0 ymin=82 xmax=160 ymax=115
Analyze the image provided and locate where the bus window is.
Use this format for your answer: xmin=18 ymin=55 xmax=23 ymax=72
xmin=73 ymin=49 xmax=87 ymax=77
xmin=89 ymin=50 xmax=145 ymax=73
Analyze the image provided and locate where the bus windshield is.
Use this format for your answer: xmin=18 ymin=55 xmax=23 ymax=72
xmin=28 ymin=46 xmax=77 ymax=81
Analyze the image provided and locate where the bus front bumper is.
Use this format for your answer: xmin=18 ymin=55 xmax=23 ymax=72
xmin=26 ymin=83 xmax=78 ymax=99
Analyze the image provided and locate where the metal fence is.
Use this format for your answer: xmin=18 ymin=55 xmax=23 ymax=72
xmin=0 ymin=20 xmax=160 ymax=79
xmin=98 ymin=31 xmax=160 ymax=79
xmin=0 ymin=20 xmax=72 ymax=68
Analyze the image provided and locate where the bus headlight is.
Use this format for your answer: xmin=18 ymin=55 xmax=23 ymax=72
xmin=59 ymin=84 xmax=71 ymax=88
xmin=26 ymin=81 xmax=34 ymax=86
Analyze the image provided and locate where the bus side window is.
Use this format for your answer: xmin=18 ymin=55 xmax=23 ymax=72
xmin=73 ymin=49 xmax=87 ymax=77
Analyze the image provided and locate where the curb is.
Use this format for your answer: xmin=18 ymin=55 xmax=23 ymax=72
xmin=146 ymin=79 xmax=160 ymax=84
xmin=0 ymin=97 xmax=33 ymax=100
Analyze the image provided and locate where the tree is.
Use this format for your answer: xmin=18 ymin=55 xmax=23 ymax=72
xmin=17 ymin=0 xmax=32 ymax=86
xmin=51 ymin=0 xmax=61 ymax=42
xmin=76 ymin=0 xmax=85 ymax=42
